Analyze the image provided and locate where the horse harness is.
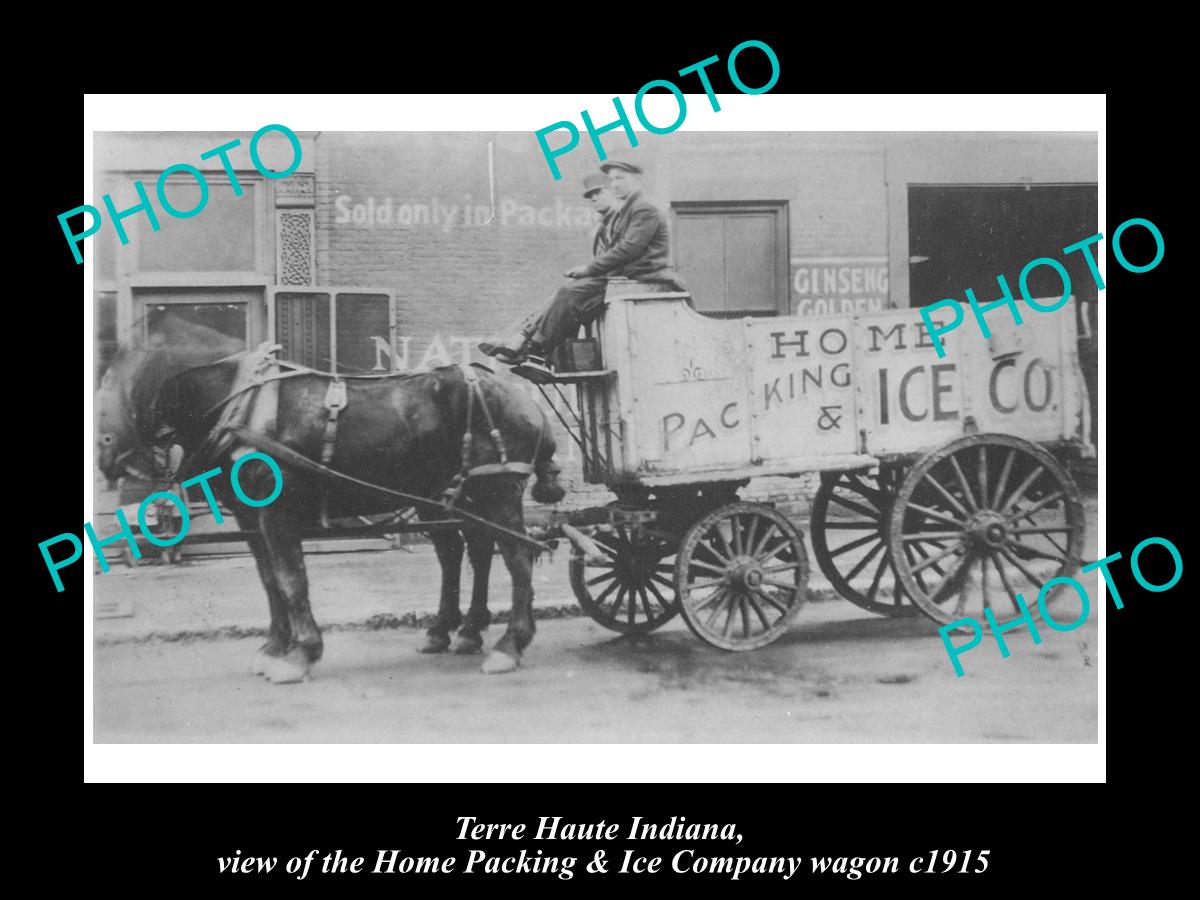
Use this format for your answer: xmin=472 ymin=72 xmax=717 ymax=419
xmin=175 ymin=343 xmax=547 ymax=550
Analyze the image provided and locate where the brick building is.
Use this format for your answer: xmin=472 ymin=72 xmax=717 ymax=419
xmin=95 ymin=130 xmax=1098 ymax=513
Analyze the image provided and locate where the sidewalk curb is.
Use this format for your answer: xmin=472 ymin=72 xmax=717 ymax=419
xmin=95 ymin=588 xmax=843 ymax=646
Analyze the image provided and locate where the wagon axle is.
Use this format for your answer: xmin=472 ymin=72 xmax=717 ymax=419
xmin=967 ymin=512 xmax=1010 ymax=550
xmin=730 ymin=560 xmax=765 ymax=590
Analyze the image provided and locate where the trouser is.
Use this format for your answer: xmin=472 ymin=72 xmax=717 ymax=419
xmin=527 ymin=271 xmax=689 ymax=353
xmin=526 ymin=277 xmax=609 ymax=352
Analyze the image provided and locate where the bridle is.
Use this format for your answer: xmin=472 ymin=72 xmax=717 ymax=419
xmin=103 ymin=358 xmax=183 ymax=487
xmin=103 ymin=348 xmax=319 ymax=485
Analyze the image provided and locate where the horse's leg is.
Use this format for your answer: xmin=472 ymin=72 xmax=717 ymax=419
xmin=453 ymin=531 xmax=494 ymax=654
xmin=231 ymin=506 xmax=292 ymax=676
xmin=481 ymin=480 xmax=536 ymax=675
xmin=256 ymin=505 xmax=322 ymax=684
xmin=421 ymin=528 xmax=465 ymax=654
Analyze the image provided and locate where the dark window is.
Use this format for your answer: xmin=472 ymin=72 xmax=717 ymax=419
xmin=136 ymin=286 xmax=263 ymax=348
xmin=273 ymin=289 xmax=395 ymax=374
xmin=907 ymin=184 xmax=1099 ymax=307
xmin=672 ymin=201 xmax=789 ymax=317
xmin=94 ymin=291 xmax=118 ymax=382
xmin=907 ymin=183 xmax=1099 ymax=446
xmin=335 ymin=293 xmax=392 ymax=375
xmin=145 ymin=301 xmax=248 ymax=347
xmin=275 ymin=292 xmax=332 ymax=370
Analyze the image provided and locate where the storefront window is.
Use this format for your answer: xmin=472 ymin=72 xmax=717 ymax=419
xmin=146 ymin=301 xmax=248 ymax=348
xmin=136 ymin=180 xmax=257 ymax=272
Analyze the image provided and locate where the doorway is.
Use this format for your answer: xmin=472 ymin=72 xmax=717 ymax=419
xmin=907 ymin=184 xmax=1099 ymax=307
xmin=907 ymin=183 xmax=1099 ymax=448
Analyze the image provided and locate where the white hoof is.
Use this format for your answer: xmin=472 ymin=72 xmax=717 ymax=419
xmin=481 ymin=650 xmax=520 ymax=675
xmin=419 ymin=634 xmax=451 ymax=654
xmin=264 ymin=655 xmax=309 ymax=684
xmin=250 ymin=652 xmax=276 ymax=676
xmin=452 ymin=634 xmax=484 ymax=655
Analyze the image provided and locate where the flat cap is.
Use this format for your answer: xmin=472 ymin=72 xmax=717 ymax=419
xmin=599 ymin=158 xmax=643 ymax=175
xmin=582 ymin=173 xmax=609 ymax=197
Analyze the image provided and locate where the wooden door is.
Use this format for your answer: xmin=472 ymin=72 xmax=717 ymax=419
xmin=672 ymin=201 xmax=790 ymax=317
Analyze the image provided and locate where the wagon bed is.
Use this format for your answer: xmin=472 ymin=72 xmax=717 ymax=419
xmin=553 ymin=279 xmax=1091 ymax=486
xmin=535 ymin=279 xmax=1093 ymax=651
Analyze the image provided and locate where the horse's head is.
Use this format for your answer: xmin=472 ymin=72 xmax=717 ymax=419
xmin=96 ymin=342 xmax=154 ymax=485
xmin=95 ymin=314 xmax=244 ymax=485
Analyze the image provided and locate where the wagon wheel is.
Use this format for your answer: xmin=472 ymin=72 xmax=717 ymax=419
xmin=675 ymin=502 xmax=809 ymax=651
xmin=569 ymin=524 xmax=680 ymax=634
xmin=810 ymin=466 xmax=921 ymax=618
xmin=888 ymin=434 xmax=1085 ymax=630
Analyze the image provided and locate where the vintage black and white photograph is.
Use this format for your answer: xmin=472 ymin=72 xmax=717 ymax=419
xmin=87 ymin=107 xmax=1100 ymax=746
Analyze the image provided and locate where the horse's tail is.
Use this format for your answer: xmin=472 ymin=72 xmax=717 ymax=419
xmin=530 ymin=410 xmax=565 ymax=505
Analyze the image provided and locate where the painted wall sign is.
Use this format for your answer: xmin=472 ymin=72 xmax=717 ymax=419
xmin=334 ymin=195 xmax=600 ymax=231
xmin=791 ymin=256 xmax=891 ymax=316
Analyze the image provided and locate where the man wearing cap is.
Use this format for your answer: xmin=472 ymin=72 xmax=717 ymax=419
xmin=583 ymin=172 xmax=620 ymax=257
xmin=480 ymin=160 xmax=686 ymax=367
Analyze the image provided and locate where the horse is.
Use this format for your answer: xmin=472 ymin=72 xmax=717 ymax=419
xmin=97 ymin=314 xmax=565 ymax=682
xmin=96 ymin=317 xmax=245 ymax=490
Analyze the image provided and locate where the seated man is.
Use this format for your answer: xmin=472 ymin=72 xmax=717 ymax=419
xmin=583 ymin=171 xmax=621 ymax=258
xmin=479 ymin=160 xmax=687 ymax=369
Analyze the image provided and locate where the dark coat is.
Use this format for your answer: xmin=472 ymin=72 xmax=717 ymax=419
xmin=592 ymin=210 xmax=616 ymax=258
xmin=580 ymin=191 xmax=683 ymax=285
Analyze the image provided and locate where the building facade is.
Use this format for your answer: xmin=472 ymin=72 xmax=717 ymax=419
xmin=95 ymin=130 xmax=1098 ymax=511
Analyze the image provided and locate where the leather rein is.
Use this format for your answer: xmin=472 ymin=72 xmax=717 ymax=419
xmin=162 ymin=347 xmax=547 ymax=552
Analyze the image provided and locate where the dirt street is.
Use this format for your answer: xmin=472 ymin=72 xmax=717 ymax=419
xmin=92 ymin=497 xmax=1100 ymax=743
xmin=94 ymin=599 xmax=1097 ymax=743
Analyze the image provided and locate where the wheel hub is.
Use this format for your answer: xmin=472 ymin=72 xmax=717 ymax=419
xmin=967 ymin=510 xmax=1008 ymax=548
xmin=730 ymin=558 xmax=764 ymax=590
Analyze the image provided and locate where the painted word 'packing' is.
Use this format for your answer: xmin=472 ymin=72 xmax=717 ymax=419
xmin=535 ymin=40 xmax=781 ymax=180
xmin=920 ymin=217 xmax=1165 ymax=357
xmin=939 ymin=536 xmax=1183 ymax=676
xmin=59 ymin=124 xmax=302 ymax=264
xmin=41 ymin=452 xmax=284 ymax=592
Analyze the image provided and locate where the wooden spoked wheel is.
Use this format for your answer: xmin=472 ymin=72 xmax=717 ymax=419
xmin=888 ymin=434 xmax=1085 ymax=630
xmin=675 ymin=502 xmax=809 ymax=651
xmin=569 ymin=524 xmax=680 ymax=634
xmin=810 ymin=466 xmax=921 ymax=618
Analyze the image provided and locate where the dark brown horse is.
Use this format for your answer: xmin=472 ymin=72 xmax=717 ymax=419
xmin=97 ymin=316 xmax=564 ymax=682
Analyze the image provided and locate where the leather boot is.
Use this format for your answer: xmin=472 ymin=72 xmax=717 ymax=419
xmin=478 ymin=333 xmax=530 ymax=364
xmin=509 ymin=331 xmax=556 ymax=382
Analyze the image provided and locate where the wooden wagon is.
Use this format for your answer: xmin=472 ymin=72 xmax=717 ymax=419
xmin=530 ymin=279 xmax=1093 ymax=650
